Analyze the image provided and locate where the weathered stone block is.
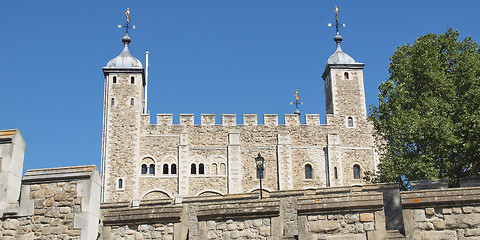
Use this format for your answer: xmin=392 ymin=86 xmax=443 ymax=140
xmin=452 ymin=207 xmax=462 ymax=214
xmin=208 ymin=230 xmax=218 ymax=239
xmin=201 ymin=114 xmax=215 ymax=126
xmin=463 ymin=206 xmax=474 ymax=213
xmin=264 ymin=114 xmax=278 ymax=126
xmin=425 ymin=208 xmax=435 ymax=216
xmin=231 ymin=230 xmax=240 ymax=238
xmin=345 ymin=213 xmax=360 ymax=224
xmin=432 ymin=219 xmax=445 ymax=230
xmin=465 ymin=229 xmax=480 ymax=237
xmin=421 ymin=230 xmax=456 ymax=240
xmin=309 ymin=220 xmax=341 ymax=233
xmin=445 ymin=213 xmax=480 ymax=228
xmin=442 ymin=208 xmax=452 ymax=215
xmin=324 ymin=233 xmax=365 ymax=240
xmin=259 ymin=226 xmax=270 ymax=236
xmin=18 ymin=232 xmax=34 ymax=240
xmin=367 ymin=230 xmax=386 ymax=240
xmin=363 ymin=222 xmax=375 ymax=231
xmin=359 ymin=213 xmax=374 ymax=222
xmin=206 ymin=221 xmax=215 ymax=230
xmin=413 ymin=209 xmax=426 ymax=221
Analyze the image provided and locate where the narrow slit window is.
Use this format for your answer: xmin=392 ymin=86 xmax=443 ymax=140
xmin=171 ymin=164 xmax=177 ymax=175
xmin=163 ymin=164 xmax=169 ymax=174
xmin=305 ymin=164 xmax=313 ymax=179
xmin=353 ymin=164 xmax=361 ymax=179
xmin=131 ymin=76 xmax=135 ymax=84
xmin=130 ymin=98 xmax=135 ymax=106
xmin=113 ymin=76 xmax=117 ymax=84
xmin=118 ymin=179 xmax=123 ymax=189
xmin=191 ymin=163 xmax=196 ymax=174
xmin=111 ymin=98 xmax=115 ymax=106
xmin=344 ymin=72 xmax=349 ymax=79
xmin=348 ymin=117 xmax=354 ymax=127
xmin=149 ymin=164 xmax=155 ymax=175
xmin=334 ymin=167 xmax=338 ymax=179
xmin=141 ymin=164 xmax=147 ymax=175
xmin=199 ymin=163 xmax=205 ymax=175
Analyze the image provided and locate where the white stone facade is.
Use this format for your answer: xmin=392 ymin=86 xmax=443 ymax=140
xmin=100 ymin=36 xmax=376 ymax=202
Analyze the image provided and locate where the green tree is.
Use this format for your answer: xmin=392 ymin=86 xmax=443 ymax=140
xmin=367 ymin=28 xmax=480 ymax=189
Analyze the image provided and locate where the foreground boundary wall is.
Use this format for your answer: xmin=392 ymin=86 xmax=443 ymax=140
xmin=1 ymin=164 xmax=480 ymax=239
xmin=0 ymin=166 xmax=100 ymax=240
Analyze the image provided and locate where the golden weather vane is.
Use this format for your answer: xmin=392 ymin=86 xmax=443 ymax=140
xmin=290 ymin=89 xmax=303 ymax=116
xmin=328 ymin=6 xmax=346 ymax=34
xmin=117 ymin=8 xmax=136 ymax=34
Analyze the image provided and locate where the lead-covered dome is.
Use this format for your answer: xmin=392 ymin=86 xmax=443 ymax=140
xmin=326 ymin=34 xmax=356 ymax=65
xmin=106 ymin=34 xmax=143 ymax=69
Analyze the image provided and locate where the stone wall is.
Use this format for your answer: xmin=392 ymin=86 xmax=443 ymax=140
xmin=0 ymin=165 xmax=100 ymax=240
xmin=114 ymin=113 xmax=376 ymax=201
xmin=402 ymin=185 xmax=480 ymax=240
xmin=99 ymin=181 xmax=480 ymax=240
xmin=3 ymin=166 xmax=480 ymax=240
xmin=100 ymin=185 xmax=391 ymax=240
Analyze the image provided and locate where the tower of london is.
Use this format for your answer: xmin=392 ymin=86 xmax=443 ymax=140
xmin=3 ymin=7 xmax=480 ymax=240
xmin=100 ymin=20 xmax=377 ymax=202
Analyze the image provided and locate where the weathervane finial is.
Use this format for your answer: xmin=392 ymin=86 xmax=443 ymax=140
xmin=117 ymin=8 xmax=136 ymax=34
xmin=290 ymin=89 xmax=303 ymax=116
xmin=334 ymin=6 xmax=339 ymax=34
xmin=328 ymin=6 xmax=346 ymax=35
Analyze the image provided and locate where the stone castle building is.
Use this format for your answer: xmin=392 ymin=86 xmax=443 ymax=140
xmin=101 ymin=27 xmax=377 ymax=202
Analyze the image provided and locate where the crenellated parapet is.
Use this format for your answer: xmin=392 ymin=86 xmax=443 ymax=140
xmin=141 ymin=113 xmax=325 ymax=127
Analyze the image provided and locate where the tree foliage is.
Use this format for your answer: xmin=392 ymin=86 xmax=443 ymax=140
xmin=367 ymin=29 xmax=480 ymax=189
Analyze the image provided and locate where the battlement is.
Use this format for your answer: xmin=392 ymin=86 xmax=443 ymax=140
xmin=142 ymin=113 xmax=324 ymax=126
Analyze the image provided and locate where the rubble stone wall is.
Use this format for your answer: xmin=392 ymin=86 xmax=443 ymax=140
xmin=0 ymin=166 xmax=100 ymax=240
xmin=401 ymin=186 xmax=480 ymax=240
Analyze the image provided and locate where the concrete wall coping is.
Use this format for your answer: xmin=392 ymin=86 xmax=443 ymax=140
xmin=401 ymin=186 xmax=480 ymax=208
xmin=23 ymin=165 xmax=97 ymax=184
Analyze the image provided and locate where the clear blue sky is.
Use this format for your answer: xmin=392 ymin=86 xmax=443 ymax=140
xmin=1 ymin=1 xmax=479 ymax=173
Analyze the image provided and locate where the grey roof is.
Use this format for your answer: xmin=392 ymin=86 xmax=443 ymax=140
xmin=106 ymin=34 xmax=143 ymax=69
xmin=326 ymin=34 xmax=356 ymax=65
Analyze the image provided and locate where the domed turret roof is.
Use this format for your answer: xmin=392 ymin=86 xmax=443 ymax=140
xmin=106 ymin=34 xmax=143 ymax=69
xmin=326 ymin=34 xmax=356 ymax=65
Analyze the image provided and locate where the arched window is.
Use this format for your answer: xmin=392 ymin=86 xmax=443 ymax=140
xmin=149 ymin=164 xmax=155 ymax=175
xmin=305 ymin=164 xmax=313 ymax=179
xmin=353 ymin=164 xmax=361 ymax=179
xmin=220 ymin=163 xmax=226 ymax=175
xmin=141 ymin=164 xmax=147 ymax=175
xmin=191 ymin=163 xmax=196 ymax=174
xmin=334 ymin=167 xmax=338 ymax=180
xmin=118 ymin=179 xmax=123 ymax=189
xmin=348 ymin=117 xmax=354 ymax=127
xmin=171 ymin=164 xmax=177 ymax=174
xmin=113 ymin=76 xmax=117 ymax=84
xmin=199 ymin=163 xmax=205 ymax=175
xmin=130 ymin=98 xmax=135 ymax=106
xmin=131 ymin=76 xmax=135 ymax=84
xmin=111 ymin=98 xmax=115 ymax=106
xmin=344 ymin=72 xmax=349 ymax=80
xmin=163 ymin=164 xmax=169 ymax=174
xmin=211 ymin=163 xmax=218 ymax=175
